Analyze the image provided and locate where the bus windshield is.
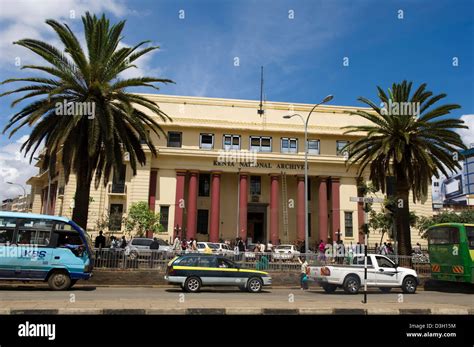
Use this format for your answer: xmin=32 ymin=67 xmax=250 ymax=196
xmin=466 ymin=226 xmax=474 ymax=250
xmin=428 ymin=226 xmax=460 ymax=245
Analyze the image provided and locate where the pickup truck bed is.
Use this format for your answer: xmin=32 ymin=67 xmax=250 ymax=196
xmin=308 ymin=254 xmax=419 ymax=294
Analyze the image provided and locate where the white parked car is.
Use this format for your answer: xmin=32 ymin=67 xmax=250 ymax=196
xmin=308 ymin=254 xmax=419 ymax=294
xmin=196 ymin=242 xmax=218 ymax=253
xmin=272 ymin=244 xmax=300 ymax=260
xmin=124 ymin=238 xmax=172 ymax=259
xmin=212 ymin=243 xmax=234 ymax=256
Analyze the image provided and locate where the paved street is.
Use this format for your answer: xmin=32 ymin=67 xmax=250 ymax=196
xmin=0 ymin=285 xmax=472 ymax=313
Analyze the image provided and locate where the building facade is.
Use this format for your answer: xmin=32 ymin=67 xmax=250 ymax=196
xmin=27 ymin=94 xmax=433 ymax=247
xmin=1 ymin=195 xmax=31 ymax=212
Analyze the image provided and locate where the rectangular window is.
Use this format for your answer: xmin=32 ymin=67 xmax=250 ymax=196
xmin=200 ymin=133 xmax=214 ymax=149
xmin=112 ymin=165 xmax=126 ymax=193
xmin=16 ymin=219 xmax=54 ymax=246
xmin=197 ymin=210 xmax=209 ymax=234
xmin=250 ymin=136 xmax=272 ymax=152
xmin=307 ymin=179 xmax=311 ymax=201
xmin=109 ymin=204 xmax=124 ymax=231
xmin=167 ymin=132 xmax=182 ymax=148
xmin=428 ymin=226 xmax=460 ymax=245
xmin=337 ymin=140 xmax=349 ymax=156
xmin=281 ymin=137 xmax=298 ymax=153
xmin=250 ymin=176 xmax=261 ymax=195
xmin=199 ymin=174 xmax=211 ymax=197
xmin=345 ymin=212 xmax=353 ymax=237
xmin=159 ymin=206 xmax=169 ymax=231
xmin=307 ymin=140 xmax=320 ymax=155
xmin=308 ymin=213 xmax=311 ymax=237
xmin=0 ymin=217 xmax=16 ymax=244
xmin=223 ymin=134 xmax=241 ymax=150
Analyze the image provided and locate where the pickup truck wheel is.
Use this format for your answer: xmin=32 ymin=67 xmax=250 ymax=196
xmin=379 ymin=287 xmax=392 ymax=293
xmin=322 ymin=283 xmax=337 ymax=293
xmin=343 ymin=275 xmax=360 ymax=294
xmin=402 ymin=276 xmax=417 ymax=294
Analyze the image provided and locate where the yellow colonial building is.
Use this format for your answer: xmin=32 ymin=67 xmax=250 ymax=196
xmin=27 ymin=94 xmax=433 ymax=247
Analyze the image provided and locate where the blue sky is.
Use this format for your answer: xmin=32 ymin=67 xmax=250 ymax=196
xmin=0 ymin=0 xmax=473 ymax=200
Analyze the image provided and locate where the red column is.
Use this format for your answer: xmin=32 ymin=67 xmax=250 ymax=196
xmin=331 ymin=177 xmax=341 ymax=241
xmin=186 ymin=171 xmax=198 ymax=239
xmin=270 ymin=174 xmax=280 ymax=245
xmin=239 ymin=173 xmax=248 ymax=241
xmin=209 ymin=172 xmax=221 ymax=243
xmin=318 ymin=178 xmax=328 ymax=242
xmin=357 ymin=201 xmax=365 ymax=243
xmin=296 ymin=175 xmax=305 ymax=242
xmin=173 ymin=170 xmax=186 ymax=238
xmin=148 ymin=170 xmax=158 ymax=212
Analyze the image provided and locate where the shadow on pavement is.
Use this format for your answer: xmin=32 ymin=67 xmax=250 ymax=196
xmin=423 ymin=279 xmax=474 ymax=294
xmin=0 ymin=285 xmax=97 ymax=291
xmin=165 ymin=287 xmax=271 ymax=294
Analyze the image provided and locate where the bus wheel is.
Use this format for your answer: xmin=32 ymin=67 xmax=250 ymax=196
xmin=402 ymin=276 xmax=417 ymax=294
xmin=48 ymin=271 xmax=71 ymax=290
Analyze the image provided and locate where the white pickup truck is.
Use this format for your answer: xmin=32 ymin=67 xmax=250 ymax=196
xmin=308 ymin=254 xmax=419 ymax=294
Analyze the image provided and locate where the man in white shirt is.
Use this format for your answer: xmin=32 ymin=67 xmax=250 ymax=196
xmin=259 ymin=242 xmax=266 ymax=253
xmin=266 ymin=241 xmax=273 ymax=252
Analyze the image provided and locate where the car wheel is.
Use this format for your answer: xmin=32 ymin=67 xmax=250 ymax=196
xmin=247 ymin=277 xmax=263 ymax=293
xmin=343 ymin=275 xmax=360 ymax=294
xmin=48 ymin=271 xmax=71 ymax=290
xmin=184 ymin=277 xmax=201 ymax=293
xmin=379 ymin=287 xmax=392 ymax=293
xmin=322 ymin=283 xmax=337 ymax=293
xmin=402 ymin=276 xmax=417 ymax=294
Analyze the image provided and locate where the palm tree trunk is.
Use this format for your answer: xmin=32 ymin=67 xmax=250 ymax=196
xmin=395 ymin=179 xmax=412 ymax=256
xmin=72 ymin=159 xmax=93 ymax=230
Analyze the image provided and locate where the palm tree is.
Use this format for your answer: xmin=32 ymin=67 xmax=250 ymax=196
xmin=344 ymin=81 xmax=467 ymax=255
xmin=2 ymin=12 xmax=173 ymax=229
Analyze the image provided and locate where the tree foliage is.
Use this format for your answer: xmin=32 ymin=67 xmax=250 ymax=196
xmin=123 ymin=201 xmax=163 ymax=237
xmin=417 ymin=210 xmax=474 ymax=238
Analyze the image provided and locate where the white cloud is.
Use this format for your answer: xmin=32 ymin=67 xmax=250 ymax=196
xmin=457 ymin=114 xmax=474 ymax=148
xmin=0 ymin=135 xmax=38 ymax=202
xmin=0 ymin=0 xmax=128 ymax=67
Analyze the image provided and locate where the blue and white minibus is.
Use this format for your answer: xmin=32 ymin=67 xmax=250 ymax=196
xmin=0 ymin=212 xmax=94 ymax=290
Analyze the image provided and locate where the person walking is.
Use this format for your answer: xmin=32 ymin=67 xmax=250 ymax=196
xmin=120 ymin=236 xmax=127 ymax=249
xmin=95 ymin=231 xmax=106 ymax=249
xmin=149 ymin=237 xmax=160 ymax=267
xmin=172 ymin=236 xmax=181 ymax=253
xmin=298 ymin=257 xmax=309 ymax=290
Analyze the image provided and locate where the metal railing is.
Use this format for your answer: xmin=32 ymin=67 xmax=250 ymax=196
xmin=91 ymin=248 xmax=431 ymax=275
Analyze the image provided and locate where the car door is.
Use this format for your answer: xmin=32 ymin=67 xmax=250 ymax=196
xmin=353 ymin=256 xmax=377 ymax=285
xmin=197 ymin=256 xmax=218 ymax=285
xmin=375 ymin=255 xmax=399 ymax=285
xmin=0 ymin=217 xmax=18 ymax=279
xmin=15 ymin=218 xmax=53 ymax=280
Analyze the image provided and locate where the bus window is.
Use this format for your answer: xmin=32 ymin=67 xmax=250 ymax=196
xmin=0 ymin=228 xmax=14 ymax=244
xmin=16 ymin=218 xmax=53 ymax=246
xmin=428 ymin=226 xmax=460 ymax=245
xmin=0 ymin=218 xmax=16 ymax=245
xmin=467 ymin=226 xmax=474 ymax=250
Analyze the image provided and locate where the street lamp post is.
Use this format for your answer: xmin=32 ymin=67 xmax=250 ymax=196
xmin=283 ymin=95 xmax=334 ymax=254
xmin=6 ymin=182 xmax=27 ymax=212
